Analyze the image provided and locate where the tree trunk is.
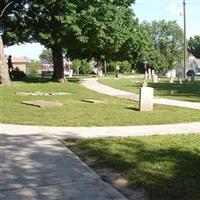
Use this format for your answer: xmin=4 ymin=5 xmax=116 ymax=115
xmin=0 ymin=36 xmax=11 ymax=86
xmin=51 ymin=43 xmax=65 ymax=82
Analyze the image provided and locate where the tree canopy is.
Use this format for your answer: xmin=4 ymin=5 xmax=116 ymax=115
xmin=188 ymin=35 xmax=200 ymax=58
xmin=141 ymin=20 xmax=183 ymax=72
xmin=2 ymin=0 xmax=137 ymax=81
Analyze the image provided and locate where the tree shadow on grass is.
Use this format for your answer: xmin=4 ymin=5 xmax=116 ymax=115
xmin=70 ymin=137 xmax=200 ymax=200
xmin=24 ymin=76 xmax=52 ymax=83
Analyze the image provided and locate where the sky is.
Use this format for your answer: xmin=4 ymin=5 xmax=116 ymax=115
xmin=5 ymin=0 xmax=200 ymax=60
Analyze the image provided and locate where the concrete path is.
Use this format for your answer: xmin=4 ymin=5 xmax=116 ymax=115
xmin=80 ymin=78 xmax=200 ymax=110
xmin=1 ymin=129 xmax=127 ymax=199
xmin=1 ymin=123 xmax=200 ymax=199
xmin=2 ymin=122 xmax=200 ymax=139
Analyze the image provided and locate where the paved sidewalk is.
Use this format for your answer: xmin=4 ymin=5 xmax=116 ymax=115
xmin=0 ymin=131 xmax=127 ymax=199
xmin=81 ymin=78 xmax=200 ymax=110
xmin=1 ymin=123 xmax=199 ymax=200
xmin=2 ymin=122 xmax=200 ymax=139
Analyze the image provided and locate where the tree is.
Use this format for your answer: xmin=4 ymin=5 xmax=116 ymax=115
xmin=188 ymin=35 xmax=200 ymax=58
xmin=39 ymin=49 xmax=53 ymax=64
xmin=2 ymin=0 xmax=136 ymax=82
xmin=141 ymin=20 xmax=183 ymax=72
xmin=0 ymin=0 xmax=26 ymax=85
xmin=0 ymin=36 xmax=11 ymax=85
xmin=26 ymin=60 xmax=41 ymax=75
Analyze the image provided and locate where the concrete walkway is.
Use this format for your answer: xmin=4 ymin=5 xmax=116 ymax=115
xmin=1 ymin=122 xmax=200 ymax=199
xmin=1 ymin=126 xmax=127 ymax=200
xmin=81 ymin=78 xmax=200 ymax=110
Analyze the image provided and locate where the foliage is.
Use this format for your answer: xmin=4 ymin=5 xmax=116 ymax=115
xmin=26 ymin=60 xmax=41 ymax=74
xmin=68 ymin=134 xmax=200 ymax=200
xmin=1 ymin=79 xmax=200 ymax=126
xmin=141 ymin=20 xmax=183 ymax=72
xmin=2 ymin=0 xmax=137 ymax=82
xmin=10 ymin=68 xmax=27 ymax=80
xmin=39 ymin=49 xmax=53 ymax=64
xmin=72 ymin=59 xmax=92 ymax=75
xmin=188 ymin=35 xmax=200 ymax=58
xmin=107 ymin=61 xmax=132 ymax=73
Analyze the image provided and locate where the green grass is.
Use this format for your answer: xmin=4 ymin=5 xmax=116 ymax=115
xmin=65 ymin=134 xmax=200 ymax=200
xmin=99 ymin=76 xmax=200 ymax=102
xmin=1 ymin=78 xmax=200 ymax=126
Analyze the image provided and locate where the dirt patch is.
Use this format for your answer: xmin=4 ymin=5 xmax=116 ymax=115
xmin=96 ymin=168 xmax=149 ymax=200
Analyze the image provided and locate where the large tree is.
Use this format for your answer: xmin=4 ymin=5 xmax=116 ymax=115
xmin=141 ymin=20 xmax=183 ymax=72
xmin=188 ymin=35 xmax=200 ymax=58
xmin=0 ymin=0 xmax=26 ymax=85
xmin=2 ymin=0 xmax=136 ymax=82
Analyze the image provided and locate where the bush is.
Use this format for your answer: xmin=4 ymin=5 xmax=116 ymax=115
xmin=72 ymin=59 xmax=92 ymax=75
xmin=26 ymin=60 xmax=41 ymax=74
xmin=107 ymin=61 xmax=132 ymax=74
xmin=10 ymin=68 xmax=27 ymax=81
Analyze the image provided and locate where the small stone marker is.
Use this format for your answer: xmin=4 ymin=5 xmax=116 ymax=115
xmin=21 ymin=100 xmax=63 ymax=107
xmin=169 ymin=77 xmax=174 ymax=83
xmin=148 ymin=68 xmax=152 ymax=79
xmin=153 ymin=74 xmax=159 ymax=83
xmin=81 ymin=99 xmax=105 ymax=104
xmin=139 ymin=87 xmax=154 ymax=111
xmin=144 ymin=71 xmax=148 ymax=80
xmin=69 ymin=69 xmax=73 ymax=78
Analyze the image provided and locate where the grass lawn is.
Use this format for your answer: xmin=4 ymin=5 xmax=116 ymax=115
xmin=99 ymin=76 xmax=200 ymax=102
xmin=65 ymin=134 xmax=200 ymax=200
xmin=1 ymin=77 xmax=200 ymax=126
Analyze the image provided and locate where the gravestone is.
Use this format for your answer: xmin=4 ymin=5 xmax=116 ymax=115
xmin=152 ymin=70 xmax=155 ymax=77
xmin=139 ymin=87 xmax=154 ymax=111
xmin=16 ymin=91 xmax=71 ymax=96
xmin=144 ymin=71 xmax=148 ymax=80
xmin=21 ymin=100 xmax=63 ymax=107
xmin=153 ymin=74 xmax=159 ymax=83
xmin=81 ymin=99 xmax=105 ymax=104
xmin=148 ymin=68 xmax=152 ymax=79
xmin=69 ymin=69 xmax=73 ymax=78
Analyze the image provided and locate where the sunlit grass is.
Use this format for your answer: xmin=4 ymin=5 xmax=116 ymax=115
xmin=1 ymin=78 xmax=200 ymax=126
xmin=99 ymin=77 xmax=200 ymax=102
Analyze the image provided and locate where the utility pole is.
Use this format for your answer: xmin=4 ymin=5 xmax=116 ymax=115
xmin=183 ymin=0 xmax=187 ymax=78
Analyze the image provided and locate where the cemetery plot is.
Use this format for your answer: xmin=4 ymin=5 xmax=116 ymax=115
xmin=21 ymin=100 xmax=63 ymax=107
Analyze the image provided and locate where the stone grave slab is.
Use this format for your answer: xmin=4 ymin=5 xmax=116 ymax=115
xmin=81 ymin=99 xmax=105 ymax=104
xmin=21 ymin=100 xmax=63 ymax=107
xmin=16 ymin=91 xmax=71 ymax=96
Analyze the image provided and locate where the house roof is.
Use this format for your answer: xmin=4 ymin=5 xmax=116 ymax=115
xmin=11 ymin=56 xmax=29 ymax=63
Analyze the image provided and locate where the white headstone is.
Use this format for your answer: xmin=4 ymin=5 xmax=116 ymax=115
xmin=148 ymin=68 xmax=152 ymax=79
xmin=171 ymin=69 xmax=176 ymax=78
xmin=139 ymin=87 xmax=154 ymax=111
xmin=69 ymin=69 xmax=73 ymax=77
xmin=145 ymin=71 xmax=148 ymax=80
xmin=152 ymin=70 xmax=155 ymax=77
xmin=153 ymin=74 xmax=159 ymax=83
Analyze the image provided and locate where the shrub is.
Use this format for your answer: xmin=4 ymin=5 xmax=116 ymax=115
xmin=72 ymin=59 xmax=92 ymax=75
xmin=107 ymin=61 xmax=132 ymax=74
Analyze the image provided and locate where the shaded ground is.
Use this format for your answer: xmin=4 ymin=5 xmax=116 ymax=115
xmin=0 ymin=133 xmax=127 ymax=200
xmin=66 ymin=134 xmax=200 ymax=200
